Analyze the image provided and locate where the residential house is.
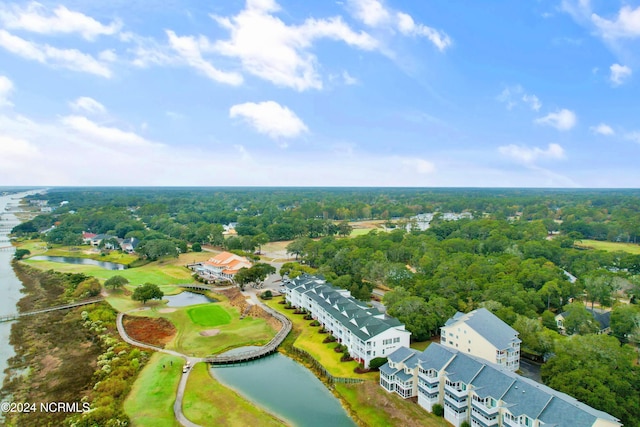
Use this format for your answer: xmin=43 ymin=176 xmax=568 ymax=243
xmin=200 ymin=251 xmax=252 ymax=280
xmin=555 ymin=307 xmax=611 ymax=335
xmin=282 ymin=274 xmax=411 ymax=368
xmin=82 ymin=232 xmax=97 ymax=244
xmin=440 ymin=308 xmax=521 ymax=371
xmin=120 ymin=237 xmax=140 ymax=254
xmin=380 ymin=343 xmax=622 ymax=427
xmin=89 ymin=234 xmax=119 ymax=249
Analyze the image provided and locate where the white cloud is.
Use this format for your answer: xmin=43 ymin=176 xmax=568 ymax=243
xmin=497 ymin=85 xmax=542 ymax=111
xmin=499 ymin=143 xmax=565 ymax=164
xmin=69 ymin=97 xmax=106 ymax=115
xmin=61 ymin=115 xmax=162 ymax=148
xmin=0 ymin=2 xmax=121 ymax=40
xmin=166 ymin=30 xmax=243 ymax=86
xmin=0 ymin=30 xmax=112 ymax=77
xmin=212 ymin=0 xmax=377 ymax=91
xmin=590 ymin=123 xmax=615 ymax=136
xmin=610 ymin=63 xmax=632 ymax=86
xmin=349 ymin=0 xmax=390 ymax=27
xmin=99 ymin=49 xmax=117 ymax=62
xmin=522 ymin=94 xmax=542 ymax=111
xmin=348 ymin=0 xmax=452 ymax=51
xmin=592 ymin=5 xmax=640 ymax=39
xmin=229 ymin=100 xmax=308 ymax=140
xmin=534 ymin=109 xmax=577 ymax=131
xmin=342 ymin=71 xmax=358 ymax=85
xmin=0 ymin=75 xmax=13 ymax=107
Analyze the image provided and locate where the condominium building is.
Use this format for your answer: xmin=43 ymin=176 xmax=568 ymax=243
xmin=441 ymin=308 xmax=521 ymax=371
xmin=282 ymin=274 xmax=411 ymax=368
xmin=380 ymin=344 xmax=622 ymax=427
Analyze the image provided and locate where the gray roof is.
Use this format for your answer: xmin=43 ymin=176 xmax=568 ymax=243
xmin=287 ymin=274 xmax=409 ymax=342
xmin=469 ymin=364 xmax=515 ymax=400
xmin=417 ymin=343 xmax=457 ymax=371
xmin=558 ymin=307 xmax=611 ymax=331
xmin=388 ymin=347 xmax=418 ymax=364
xmin=444 ymin=308 xmax=520 ymax=349
xmin=404 ymin=344 xmax=620 ymax=426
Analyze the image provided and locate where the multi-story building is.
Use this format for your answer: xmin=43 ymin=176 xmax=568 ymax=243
xmin=200 ymin=251 xmax=252 ymax=280
xmin=380 ymin=343 xmax=622 ymax=427
xmin=440 ymin=308 xmax=521 ymax=371
xmin=282 ymin=274 xmax=411 ymax=368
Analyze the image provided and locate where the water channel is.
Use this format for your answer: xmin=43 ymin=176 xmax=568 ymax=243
xmin=0 ymin=190 xmax=43 ymax=384
xmin=165 ymin=291 xmax=215 ymax=307
xmin=212 ymin=349 xmax=356 ymax=427
xmin=29 ymin=255 xmax=127 ymax=270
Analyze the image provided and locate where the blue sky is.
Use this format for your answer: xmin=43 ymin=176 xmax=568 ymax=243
xmin=0 ymin=0 xmax=639 ymax=187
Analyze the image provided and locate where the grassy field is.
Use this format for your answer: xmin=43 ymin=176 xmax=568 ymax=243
xmin=336 ymin=382 xmax=444 ymax=427
xmin=575 ymin=239 xmax=640 ymax=255
xmin=124 ymin=352 xmax=182 ymax=427
xmin=265 ymin=297 xmax=377 ymax=380
xmin=182 ymin=362 xmax=286 ymax=427
xmin=119 ymin=297 xmax=276 ymax=357
xmin=187 ymin=305 xmax=231 ymax=327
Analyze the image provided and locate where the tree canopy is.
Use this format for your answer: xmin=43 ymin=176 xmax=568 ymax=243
xmin=132 ymin=283 xmax=164 ymax=304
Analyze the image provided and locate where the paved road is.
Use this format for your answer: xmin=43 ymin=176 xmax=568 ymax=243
xmin=116 ymin=311 xmax=204 ymax=427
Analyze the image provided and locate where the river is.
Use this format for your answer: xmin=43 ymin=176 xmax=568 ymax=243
xmin=0 ymin=190 xmax=43 ymax=385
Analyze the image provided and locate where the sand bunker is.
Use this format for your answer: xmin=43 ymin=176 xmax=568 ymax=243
xmin=199 ymin=329 xmax=221 ymax=337
xmin=159 ymin=308 xmax=176 ymax=313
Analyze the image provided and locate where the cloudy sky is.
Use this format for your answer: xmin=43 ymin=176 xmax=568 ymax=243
xmin=0 ymin=0 xmax=639 ymax=187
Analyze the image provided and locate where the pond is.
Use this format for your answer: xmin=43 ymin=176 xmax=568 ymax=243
xmin=165 ymin=291 xmax=215 ymax=307
xmin=29 ymin=255 xmax=127 ymax=270
xmin=211 ymin=351 xmax=356 ymax=427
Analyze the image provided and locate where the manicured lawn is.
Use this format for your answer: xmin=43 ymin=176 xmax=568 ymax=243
xmin=335 ymin=382 xmax=444 ymax=427
xmin=575 ymin=239 xmax=640 ymax=255
xmin=187 ymin=305 xmax=231 ymax=327
xmin=411 ymin=340 xmax=432 ymax=351
xmin=265 ymin=297 xmax=377 ymax=380
xmin=182 ymin=362 xmax=286 ymax=427
xmin=124 ymin=352 xmax=182 ymax=427
xmin=121 ymin=299 xmax=276 ymax=357
xmin=349 ymin=228 xmax=374 ymax=237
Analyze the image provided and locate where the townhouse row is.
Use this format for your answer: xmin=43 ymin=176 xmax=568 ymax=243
xmin=282 ymin=274 xmax=411 ymax=368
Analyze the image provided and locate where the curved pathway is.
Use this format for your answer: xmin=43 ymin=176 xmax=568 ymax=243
xmin=116 ymin=311 xmax=203 ymax=427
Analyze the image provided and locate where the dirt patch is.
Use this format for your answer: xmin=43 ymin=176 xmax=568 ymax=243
xmin=159 ymin=308 xmax=176 ymax=313
xmin=37 ymin=354 xmax=62 ymax=380
xmin=199 ymin=329 xmax=221 ymax=336
xmin=123 ymin=315 xmax=176 ymax=348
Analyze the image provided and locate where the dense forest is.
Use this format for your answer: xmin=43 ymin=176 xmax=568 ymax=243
xmin=11 ymin=187 xmax=640 ymax=426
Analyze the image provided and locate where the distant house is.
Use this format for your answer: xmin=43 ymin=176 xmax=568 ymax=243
xmin=90 ymin=234 xmax=119 ymax=249
xmin=82 ymin=232 xmax=97 ymax=244
xmin=120 ymin=237 xmax=140 ymax=254
xmin=555 ymin=307 xmax=611 ymax=335
xmin=440 ymin=308 xmax=521 ymax=372
xmin=200 ymin=251 xmax=252 ymax=280
xmin=380 ymin=343 xmax=622 ymax=427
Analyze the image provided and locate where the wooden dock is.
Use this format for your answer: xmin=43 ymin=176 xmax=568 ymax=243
xmin=0 ymin=298 xmax=104 ymax=323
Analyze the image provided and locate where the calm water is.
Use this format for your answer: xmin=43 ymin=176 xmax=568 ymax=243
xmin=212 ymin=351 xmax=356 ymax=427
xmin=165 ymin=291 xmax=214 ymax=307
xmin=0 ymin=190 xmax=43 ymax=384
xmin=30 ymin=255 xmax=127 ymax=270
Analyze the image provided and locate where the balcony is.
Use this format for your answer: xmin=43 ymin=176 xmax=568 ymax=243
xmin=444 ymin=393 xmax=468 ymax=409
xmin=502 ymin=417 xmax=524 ymax=427
xmin=444 ymin=384 xmax=467 ymax=399
xmin=471 ymin=407 xmax=499 ymax=426
xmin=471 ymin=400 xmax=498 ymax=416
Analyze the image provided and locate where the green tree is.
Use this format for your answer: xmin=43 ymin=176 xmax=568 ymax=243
xmin=610 ymin=304 xmax=640 ymax=343
xmin=541 ymin=310 xmax=558 ymax=331
xmin=542 ymin=334 xmax=640 ymax=426
xmin=583 ymin=273 xmax=616 ymax=309
xmin=13 ymin=248 xmax=30 ymax=260
xmin=191 ymin=242 xmax=202 ymax=252
xmin=136 ymin=239 xmax=178 ymax=260
xmin=286 ymin=237 xmax=311 ymax=260
xmin=104 ymin=275 xmax=129 ymax=290
xmin=562 ymin=302 xmax=599 ymax=335
xmin=132 ymin=283 xmax=164 ymax=304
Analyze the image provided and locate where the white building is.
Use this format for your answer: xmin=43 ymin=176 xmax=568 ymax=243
xmin=282 ymin=274 xmax=411 ymax=368
xmin=380 ymin=344 xmax=622 ymax=427
xmin=441 ymin=308 xmax=521 ymax=371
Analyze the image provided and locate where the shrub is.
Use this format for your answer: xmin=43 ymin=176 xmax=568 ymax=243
xmin=461 ymin=422 xmax=471 ymax=427
xmin=323 ymin=335 xmax=336 ymax=343
xmin=310 ymin=320 xmax=320 ymax=326
xmin=261 ymin=290 xmax=273 ymax=300
xmin=368 ymin=357 xmax=388 ymax=370
xmin=340 ymin=352 xmax=353 ymax=362
xmin=432 ymin=404 xmax=444 ymax=417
